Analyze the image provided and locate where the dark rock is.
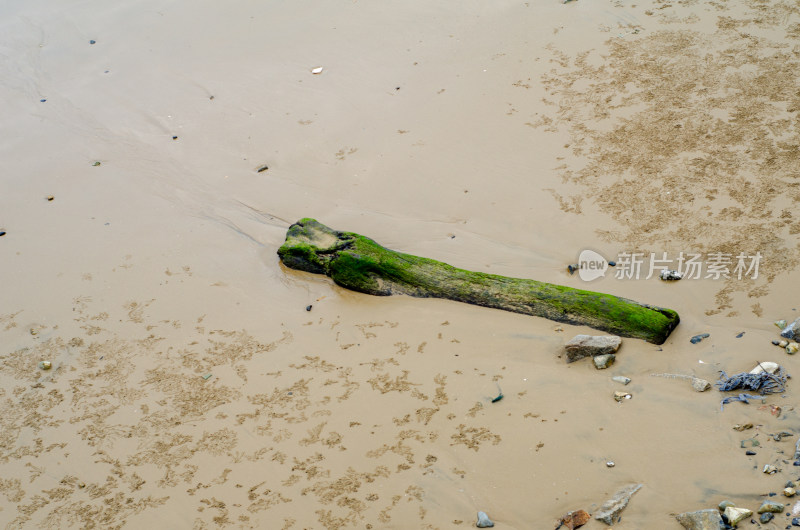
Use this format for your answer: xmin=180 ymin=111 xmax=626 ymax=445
xmin=305 ymin=305 xmax=312 ymax=311
xmin=690 ymin=333 xmax=710 ymax=344
xmin=745 ymin=450 xmax=757 ymax=456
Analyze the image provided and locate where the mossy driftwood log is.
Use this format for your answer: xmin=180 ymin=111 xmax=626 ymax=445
xmin=278 ymin=218 xmax=679 ymax=344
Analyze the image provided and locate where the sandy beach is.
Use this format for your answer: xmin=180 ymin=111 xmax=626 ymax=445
xmin=3 ymin=0 xmax=800 ymax=527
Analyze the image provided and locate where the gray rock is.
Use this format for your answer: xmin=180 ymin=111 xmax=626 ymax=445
xmin=594 ymin=354 xmax=616 ymax=369
xmin=781 ymin=318 xmax=800 ymax=340
xmin=565 ymin=335 xmax=622 ymax=363
xmin=594 ymin=483 xmax=642 ymax=525
xmin=612 ymin=375 xmax=631 ymax=385
xmin=718 ymin=500 xmax=736 ymax=512
xmin=758 ymin=500 xmax=785 ymax=513
xmin=760 ymin=512 xmax=774 ymax=523
xmin=691 ymin=377 xmax=712 ymax=392
xmin=676 ymin=509 xmax=724 ymax=529
xmin=476 ymin=511 xmax=494 ymax=528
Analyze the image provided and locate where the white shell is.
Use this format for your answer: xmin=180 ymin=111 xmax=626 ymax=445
xmin=38 ymin=361 xmax=51 ymax=370
xmin=311 ymin=66 xmax=324 ymax=74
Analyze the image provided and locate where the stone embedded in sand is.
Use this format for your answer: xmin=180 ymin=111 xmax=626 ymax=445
xmin=675 ymin=509 xmax=724 ymax=529
xmin=781 ymin=318 xmax=800 ymax=340
xmin=593 ymin=483 xmax=642 ymax=525
xmin=723 ymin=506 xmax=752 ymax=526
xmin=558 ymin=509 xmax=590 ymax=529
xmin=476 ymin=510 xmax=494 ymax=528
xmin=691 ymin=377 xmax=711 ymax=392
xmin=593 ymin=354 xmax=615 ymax=369
xmin=565 ymin=335 xmax=621 ymax=363
xmin=758 ymin=500 xmax=785 ymax=513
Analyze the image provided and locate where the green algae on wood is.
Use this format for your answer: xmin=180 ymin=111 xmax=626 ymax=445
xmin=278 ymin=218 xmax=679 ymax=344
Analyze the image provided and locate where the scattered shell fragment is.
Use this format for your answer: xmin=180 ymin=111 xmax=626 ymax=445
xmin=612 ymin=375 xmax=631 ymax=385
xmin=776 ymin=319 xmax=788 ymax=329
xmin=202 ymin=373 xmax=212 ymax=380
xmin=732 ymin=423 xmax=753 ymax=431
xmin=613 ymin=391 xmax=632 ymax=402
xmin=606 ymin=461 xmax=615 ymax=468
xmin=38 ymin=361 xmax=51 ymax=370
xmin=311 ymin=66 xmax=323 ymax=74
xmin=763 ymin=464 xmax=779 ymax=474
xmin=30 ymin=328 xmax=38 ymax=336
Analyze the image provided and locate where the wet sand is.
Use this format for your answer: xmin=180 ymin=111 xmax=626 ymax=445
xmin=2 ymin=0 xmax=800 ymax=527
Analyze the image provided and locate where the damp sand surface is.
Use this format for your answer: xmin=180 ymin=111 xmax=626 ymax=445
xmin=2 ymin=0 xmax=800 ymax=528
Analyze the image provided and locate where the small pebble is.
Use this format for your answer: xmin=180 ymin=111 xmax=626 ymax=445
xmin=760 ymin=512 xmax=774 ymax=523
xmin=172 ymin=136 xmax=178 ymax=140
xmin=612 ymin=375 xmax=631 ymax=385
xmin=0 ymin=230 xmax=5 ymax=237
xmin=38 ymin=361 xmax=51 ymax=370
xmin=567 ymin=264 xmax=578 ymax=275
xmin=736 ymin=331 xmax=745 ymax=338
xmin=773 ymin=340 xmax=781 ymax=346
xmin=780 ymin=340 xmax=789 ymax=348
xmin=608 ymin=261 xmax=616 ymax=266
xmin=40 ymin=98 xmax=46 ymax=102
xmin=476 ymin=511 xmax=494 ymax=528
xmin=606 ymin=461 xmax=615 ymax=468
xmin=93 ymin=161 xmax=101 ymax=166
xmin=787 ymin=488 xmax=797 ymax=498
xmin=787 ymin=342 xmax=799 ymax=355
xmin=746 ymin=450 xmax=757 ymax=456
xmin=793 ymin=517 xmax=800 ymax=526
xmin=690 ymin=333 xmax=710 ymax=344
xmin=306 ymin=305 xmax=312 ymax=311
xmin=257 ymin=165 xmax=269 ymax=173
xmin=764 ymin=464 xmax=779 ymax=474
xmin=89 ymin=40 xmax=96 ymax=44
xmin=201 ymin=374 xmax=212 ymax=380
xmin=719 ymin=500 xmax=736 ymax=512
xmin=46 ymin=195 xmax=54 ymax=201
